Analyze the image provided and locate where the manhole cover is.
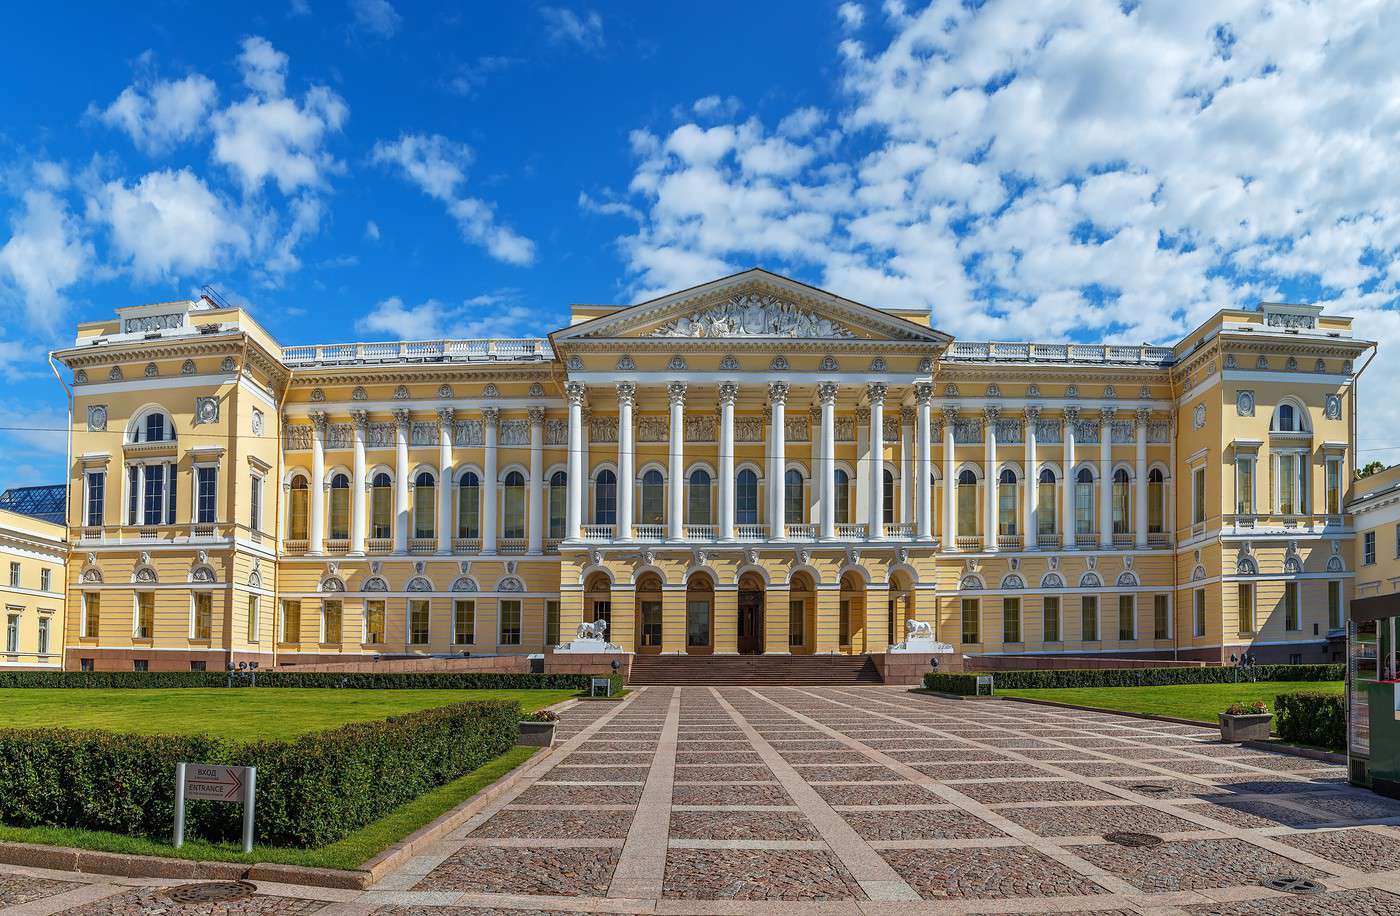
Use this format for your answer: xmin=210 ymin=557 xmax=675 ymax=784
xmin=1262 ymin=876 xmax=1324 ymax=895
xmin=1103 ymin=831 xmax=1163 ymax=847
xmin=164 ymin=881 xmax=256 ymax=904
xmin=1131 ymin=783 xmax=1171 ymax=795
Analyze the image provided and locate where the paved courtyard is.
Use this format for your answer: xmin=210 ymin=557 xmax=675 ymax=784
xmin=6 ymin=686 xmax=1400 ymax=913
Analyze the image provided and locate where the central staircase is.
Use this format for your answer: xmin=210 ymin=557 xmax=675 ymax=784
xmin=627 ymin=654 xmax=883 ymax=686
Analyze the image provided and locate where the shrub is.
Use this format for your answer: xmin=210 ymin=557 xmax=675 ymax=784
xmin=0 ymin=700 xmax=520 ymax=848
xmin=1274 ymin=691 xmax=1345 ymax=752
xmin=923 ymin=673 xmax=979 ymax=695
xmin=1224 ymin=700 xmax=1269 ymax=715
xmin=923 ymin=664 xmax=1342 ymax=693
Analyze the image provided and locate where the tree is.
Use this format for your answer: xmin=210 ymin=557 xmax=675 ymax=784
xmin=1357 ymin=461 xmax=1386 ymax=480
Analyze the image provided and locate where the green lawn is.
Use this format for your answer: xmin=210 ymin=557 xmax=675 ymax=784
xmin=997 ymin=680 xmax=1344 ymax=729
xmin=0 ymin=688 xmax=575 ymax=741
xmin=0 ymin=746 xmax=538 ymax=870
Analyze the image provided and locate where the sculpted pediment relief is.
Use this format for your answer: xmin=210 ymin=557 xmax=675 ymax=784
xmin=644 ymin=294 xmax=858 ymax=340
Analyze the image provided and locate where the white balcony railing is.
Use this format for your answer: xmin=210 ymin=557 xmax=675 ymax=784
xmin=1037 ymin=533 xmax=1061 ymax=549
xmin=836 ymin=523 xmax=866 ymax=539
xmin=499 ymin=538 xmax=527 ymax=554
xmin=1147 ymin=532 xmax=1170 ymax=547
xmin=954 ymin=535 xmax=981 ymax=550
xmin=998 ymin=534 xmax=1023 ymax=550
xmin=1074 ymin=533 xmax=1099 ymax=548
xmin=634 ymin=524 xmax=665 ymax=540
xmin=281 ymin=338 xmax=553 ymax=366
xmin=408 ymin=538 xmax=436 ymax=554
xmin=736 ymin=524 xmax=768 ymax=541
xmin=685 ymin=525 xmax=717 ymax=541
xmin=944 ymin=340 xmax=1175 ymax=366
xmin=451 ymin=537 xmax=480 ymax=553
xmin=1112 ymin=532 xmax=1134 ymax=548
xmin=324 ymin=538 xmax=350 ymax=555
xmin=284 ymin=538 xmax=308 ymax=555
xmin=786 ymin=523 xmax=816 ymax=539
xmin=582 ymin=525 xmax=615 ymax=542
xmin=884 ymin=522 xmax=914 ymax=539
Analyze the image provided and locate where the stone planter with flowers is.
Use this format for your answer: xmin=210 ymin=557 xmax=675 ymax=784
xmin=1219 ymin=700 xmax=1273 ymax=742
xmin=518 ymin=709 xmax=559 ymax=747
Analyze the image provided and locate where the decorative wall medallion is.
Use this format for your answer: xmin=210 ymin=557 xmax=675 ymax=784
xmin=1324 ymin=394 xmax=1341 ymax=420
xmin=1002 ymin=574 xmax=1024 ymax=589
xmin=194 ymin=397 xmax=219 ymax=425
xmin=310 ymin=388 xmax=325 ymax=402
xmin=1139 ymin=385 xmax=1150 ymax=398
xmin=1079 ymin=572 xmax=1101 ymax=588
xmin=1236 ymin=390 xmax=1255 ymax=417
xmin=667 ymin=354 xmax=687 ymax=371
xmin=74 ymin=369 xmax=87 ymax=383
xmin=1041 ymin=572 xmax=1064 ymax=588
xmin=943 ymin=383 xmax=959 ymax=397
xmin=1116 ymin=571 xmax=1138 ymax=586
xmin=918 ymin=356 xmax=933 ymax=373
xmin=406 ymin=576 xmax=432 ymax=592
xmin=108 ymin=366 xmax=123 ymax=381
xmin=86 ymin=405 xmax=107 ymax=432
xmin=1193 ymin=404 xmax=1206 ymax=429
xmin=770 ymin=355 xmax=789 ymax=370
xmin=815 ymin=355 xmax=838 ymax=372
xmin=869 ymin=357 xmax=887 ymax=372
xmin=719 ymin=354 xmax=740 ymax=370
xmin=1285 ymin=356 xmax=1297 ymax=370
xmin=1327 ymin=555 xmax=1344 ymax=572
xmin=528 ymin=382 xmax=545 ymax=397
xmin=959 ymin=575 xmax=982 ymax=590
xmin=438 ymin=384 xmax=453 ymax=398
xmin=450 ymin=576 xmax=478 ymax=592
xmin=1104 ymin=385 xmax=1116 ymax=399
xmin=362 ymin=576 xmax=388 ymax=592
xmin=1256 ymin=355 xmax=1269 ymax=369
xmin=181 ymin=359 xmax=196 ymax=375
xmin=144 ymin=362 xmax=158 ymax=378
xmin=1027 ymin=383 xmax=1040 ymax=397
xmin=986 ymin=383 xmax=1000 ymax=397
xmin=616 ymin=354 xmax=636 ymax=370
xmin=646 ymin=294 xmax=856 ymax=339
xmin=1316 ymin=359 xmax=1327 ymax=373
xmin=191 ymin=565 xmax=216 ymax=584
xmin=482 ymin=383 xmax=500 ymax=398
xmin=394 ymin=385 xmax=409 ymax=399
xmin=414 ymin=560 xmax=426 ymax=574
xmin=567 ymin=355 xmax=584 ymax=370
xmin=1225 ymin=354 xmax=1237 ymax=369
xmin=221 ymin=357 xmax=236 ymax=372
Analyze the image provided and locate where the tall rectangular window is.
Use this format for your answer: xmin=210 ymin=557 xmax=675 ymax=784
xmin=86 ymin=471 xmax=105 ymax=527
xmin=453 ymin=599 xmax=475 ymax=644
xmin=687 ymin=598 xmax=711 ymax=647
xmin=1188 ymin=586 xmax=1204 ymax=636
xmin=502 ymin=483 xmax=525 ymax=540
xmin=545 ymin=599 xmax=560 ymax=646
xmin=1237 ymin=583 xmax=1255 ymax=634
xmin=250 ymin=474 xmax=263 ymax=531
xmin=6 ymin=614 xmax=18 ymax=653
xmin=365 ymin=600 xmax=385 ymax=644
xmin=1192 ymin=466 xmax=1207 ymax=524
xmin=960 ymin=598 xmax=980 ymax=644
xmin=1329 ymin=581 xmax=1343 ymax=631
xmin=642 ymin=600 xmax=662 ymax=647
xmin=1394 ymin=523 xmax=1400 ymax=559
xmin=192 ymin=592 xmax=212 ymax=640
xmin=1075 ymin=477 xmax=1094 ymax=535
xmin=1284 ymin=582 xmax=1300 ymax=632
xmin=998 ymin=478 xmax=1017 ymax=536
xmin=548 ymin=480 xmax=566 ymax=540
xmin=37 ymin=616 xmax=48 ymax=655
xmin=143 ymin=463 xmax=164 ymax=525
xmin=1365 ymin=531 xmax=1377 ymax=565
xmin=196 ymin=466 xmax=217 ymax=523
xmin=1042 ymin=596 xmax=1060 ymax=642
xmin=1326 ymin=459 xmax=1342 ymax=515
xmin=322 ymin=600 xmax=342 ymax=643
xmin=127 ymin=465 xmax=139 ymax=524
xmin=788 ymin=598 xmax=805 ymax=647
xmin=135 ymin=592 xmax=154 ymax=639
xmin=838 ymin=599 xmax=851 ymax=646
xmin=1118 ymin=595 xmax=1135 ymax=641
xmin=1235 ymin=457 xmax=1254 ymax=514
xmin=7 ymin=562 xmax=18 ymax=587
xmin=247 ymin=596 xmax=259 ymax=642
xmin=408 ymin=599 xmax=430 ymax=645
xmin=499 ymin=599 xmax=522 ymax=645
xmin=1153 ymin=594 xmax=1170 ymax=640
xmin=281 ymin=600 xmax=301 ymax=643
xmin=1081 ymin=595 xmax=1099 ymax=641
xmin=40 ymin=569 xmax=50 ymax=592
xmin=166 ymin=463 xmax=177 ymax=525
xmin=83 ymin=592 xmax=100 ymax=638
xmin=592 ymin=600 xmax=611 ymax=629
xmin=1037 ymin=479 xmax=1055 ymax=535
xmin=1002 ymin=597 xmax=1021 ymax=644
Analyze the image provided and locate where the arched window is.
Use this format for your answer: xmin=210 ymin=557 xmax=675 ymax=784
xmin=736 ymin=469 xmax=758 ymax=525
xmin=457 ymin=471 xmax=480 ymax=539
xmin=1075 ymin=468 xmax=1094 ymax=536
xmin=1037 ymin=468 xmax=1056 ymax=535
xmin=1112 ymin=468 xmax=1131 ymax=535
xmin=882 ymin=468 xmax=895 ymax=525
xmin=1277 ymin=403 xmax=1296 ymax=432
xmin=329 ymin=473 xmax=350 ymax=539
xmin=688 ymin=469 xmax=712 ymax=525
xmin=594 ymin=470 xmax=617 ymax=526
xmin=957 ymin=469 xmax=977 ymax=537
xmin=548 ymin=471 xmax=567 ymax=540
xmin=1147 ymin=468 xmax=1165 ymax=534
xmin=289 ymin=476 xmax=309 ymax=540
xmin=371 ymin=472 xmax=393 ymax=539
xmin=785 ymin=468 xmax=805 ymax=526
xmin=413 ymin=471 xmax=436 ymax=539
xmin=833 ymin=469 xmax=850 ymax=525
xmin=131 ymin=409 xmax=176 ymax=443
xmin=640 ymin=469 xmax=665 ymax=526
xmin=998 ymin=468 xmax=1017 ymax=536
xmin=502 ymin=470 xmax=526 ymax=539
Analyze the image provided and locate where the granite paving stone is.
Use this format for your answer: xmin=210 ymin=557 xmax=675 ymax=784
xmin=511 ymin=783 xmax=643 ymax=806
xmin=1075 ymin=838 xmax=1329 ymax=892
xmin=62 ymin=888 xmax=327 ymax=915
xmin=0 ymin=874 xmax=83 ymax=906
xmin=841 ymin=807 xmax=1006 ymax=840
xmin=671 ymin=783 xmax=791 ymax=806
xmin=1275 ymin=827 xmax=1400 ymax=871
xmin=880 ymin=847 xmax=1109 ymax=899
xmin=955 ymin=779 xmax=1120 ymax=804
xmin=1180 ymin=887 xmax=1400 ymax=914
xmin=416 ymin=846 xmax=619 ymax=896
xmin=997 ymin=803 xmax=1205 ymax=837
xmin=662 ymin=848 xmax=866 ymax=900
xmin=669 ymin=810 xmax=817 ymax=840
xmin=470 ymin=808 xmax=635 ymax=839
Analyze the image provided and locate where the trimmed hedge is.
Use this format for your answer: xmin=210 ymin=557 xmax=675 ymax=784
xmin=0 ymin=670 xmax=598 ymax=690
xmin=923 ymin=664 xmax=1343 ymax=693
xmin=0 ymin=700 xmax=519 ymax=848
xmin=1275 ymin=691 xmax=1346 ymax=752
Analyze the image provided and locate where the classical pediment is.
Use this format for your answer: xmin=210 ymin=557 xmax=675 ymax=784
xmin=553 ymin=268 xmax=950 ymax=346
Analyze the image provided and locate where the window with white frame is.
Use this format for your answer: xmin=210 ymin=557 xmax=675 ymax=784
xmin=1237 ymin=582 xmax=1255 ymax=634
xmin=1325 ymin=458 xmax=1342 ymax=515
xmin=1148 ymin=468 xmax=1166 ymax=533
xmin=135 ymin=591 xmax=154 ymax=639
xmin=85 ymin=470 xmax=105 ymax=527
xmin=1074 ymin=468 xmax=1094 ymax=535
xmin=329 ymin=473 xmax=350 ymax=539
xmin=640 ymin=469 xmax=664 ymax=526
xmin=1153 ymin=594 xmax=1170 ymax=640
xmin=1118 ymin=595 xmax=1135 ymax=641
xmin=502 ymin=470 xmax=526 ymax=539
xmin=1111 ymin=468 xmax=1131 ymax=535
xmin=1037 ymin=469 xmax=1056 ymax=535
xmin=997 ymin=468 xmax=1017 ymax=536
xmin=1081 ymin=595 xmax=1099 ymax=641
xmin=1365 ymin=530 xmax=1376 ymax=565
xmin=689 ymin=468 xmax=713 ymax=526
xmin=1235 ymin=455 xmax=1255 ymax=515
xmin=250 ymin=473 xmax=264 ymax=532
xmin=7 ymin=562 xmax=17 ymax=588
xmin=957 ymin=469 xmax=978 ymax=536
xmin=288 ymin=477 xmax=309 ymax=540
xmin=408 ymin=599 xmax=430 ymax=645
xmin=548 ymin=471 xmax=567 ymax=539
xmin=1284 ymin=582 xmax=1300 ymax=631
xmin=372 ymin=472 xmax=394 ymax=538
xmin=1274 ymin=451 xmax=1307 ymax=515
xmin=1329 ymin=580 xmax=1343 ymax=630
xmin=413 ymin=471 xmax=436 ymax=538
xmin=5 ymin=613 xmax=17 ymax=653
xmin=322 ymin=600 xmax=342 ymax=643
xmin=40 ymin=568 xmax=50 ymax=592
xmin=453 ymin=599 xmax=475 ymax=644
xmin=455 ymin=471 xmax=478 ymax=539
xmin=247 ymin=595 xmax=259 ymax=642
xmin=1191 ymin=465 xmax=1207 ymax=525
xmin=82 ymin=592 xmax=99 ymax=639
xmin=1043 ymin=595 xmax=1060 ymax=641
xmin=499 ymin=599 xmax=522 ymax=645
xmin=1194 ymin=588 xmax=1206 ymax=637
xmin=365 ymin=600 xmax=385 ymax=644
xmin=36 ymin=615 xmax=48 ymax=655
xmin=192 ymin=592 xmax=212 ymax=640
xmin=281 ymin=600 xmax=301 ymax=643
xmin=195 ymin=465 xmax=217 ymax=523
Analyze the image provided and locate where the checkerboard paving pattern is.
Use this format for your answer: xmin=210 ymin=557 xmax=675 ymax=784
xmin=9 ymin=685 xmax=1400 ymax=915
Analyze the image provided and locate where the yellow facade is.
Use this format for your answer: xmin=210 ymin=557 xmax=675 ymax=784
xmin=43 ymin=271 xmax=1370 ymax=671
xmin=0 ymin=508 xmax=65 ymax=668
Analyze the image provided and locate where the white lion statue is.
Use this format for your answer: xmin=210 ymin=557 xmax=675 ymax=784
xmin=905 ymin=619 xmax=934 ymax=641
xmin=576 ymin=619 xmax=609 ymax=641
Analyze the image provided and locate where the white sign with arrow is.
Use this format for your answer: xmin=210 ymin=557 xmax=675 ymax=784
xmin=174 ymin=762 xmax=257 ymax=852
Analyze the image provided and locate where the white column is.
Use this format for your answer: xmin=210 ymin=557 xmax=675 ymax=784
xmin=393 ymin=408 xmax=409 ymax=552
xmin=943 ymin=405 xmax=957 ymax=545
xmin=1024 ymin=405 xmax=1039 ymax=550
xmin=900 ymin=406 xmax=914 ymax=524
xmin=769 ymin=381 xmax=788 ymax=539
xmin=350 ymin=410 xmax=367 ymax=555
xmin=819 ymin=383 xmax=838 ymax=539
xmin=565 ymin=383 xmax=584 ymax=540
xmin=719 ymin=382 xmax=737 ymax=540
xmin=914 ymin=383 xmax=932 ymax=541
xmin=1063 ymin=407 xmax=1077 ymax=548
xmin=616 ymin=383 xmax=635 ymax=540
xmin=1167 ymin=413 xmax=1177 ymax=542
xmin=528 ymin=406 xmax=544 ymax=555
xmin=309 ymin=410 xmax=326 ymax=554
xmin=1099 ymin=408 xmax=1113 ymax=548
xmin=482 ymin=407 xmax=498 ymax=554
xmin=1134 ymin=408 xmax=1149 ymax=548
xmin=437 ymin=408 xmax=454 ymax=554
xmin=984 ymin=405 xmax=999 ymax=550
xmin=667 ymin=383 xmax=685 ymax=540
xmin=809 ymin=406 xmax=823 ymax=526
xmin=867 ymin=383 xmax=886 ymax=539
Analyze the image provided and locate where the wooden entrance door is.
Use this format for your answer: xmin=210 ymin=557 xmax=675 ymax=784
xmin=737 ymin=590 xmax=765 ymax=654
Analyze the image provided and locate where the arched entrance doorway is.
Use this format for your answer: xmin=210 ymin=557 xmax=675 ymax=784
xmin=686 ymin=572 xmax=714 ymax=654
xmin=636 ymin=573 xmax=663 ymax=652
xmin=584 ymin=573 xmax=612 ymax=636
xmin=889 ymin=570 xmax=915 ymax=644
xmin=839 ymin=572 xmax=865 ymax=653
xmin=737 ymin=571 xmax=765 ymax=654
xmin=789 ymin=571 xmax=815 ymax=654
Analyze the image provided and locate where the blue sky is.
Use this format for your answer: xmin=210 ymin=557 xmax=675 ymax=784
xmin=3 ymin=0 xmax=1400 ymax=486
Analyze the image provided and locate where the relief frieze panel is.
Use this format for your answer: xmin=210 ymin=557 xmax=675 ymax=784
xmin=453 ymin=420 xmax=483 ymax=447
xmin=368 ymin=422 xmax=395 ymax=448
xmin=544 ymin=418 xmax=567 ymax=446
xmin=638 ymin=416 xmax=669 ymax=442
xmin=736 ymin=416 xmax=764 ymax=442
xmin=590 ymin=416 xmax=619 ymax=444
xmin=685 ymin=415 xmax=716 ymax=442
xmin=499 ymin=420 xmax=530 ymax=446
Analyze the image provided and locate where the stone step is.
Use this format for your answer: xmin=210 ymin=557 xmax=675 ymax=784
xmin=627 ymin=654 xmax=884 ymax=686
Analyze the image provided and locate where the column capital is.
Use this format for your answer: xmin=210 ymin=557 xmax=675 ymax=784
xmin=809 ymin=406 xmax=821 ymax=423
xmin=350 ymin=409 xmax=369 ymax=430
xmin=718 ymin=381 xmax=738 ymax=404
xmin=437 ymin=406 xmax=455 ymax=426
xmin=817 ymin=381 xmax=839 ymax=405
xmin=866 ymin=381 xmax=887 ymax=404
xmin=900 ymin=405 xmax=915 ymax=424
xmin=941 ymin=404 xmax=958 ymax=425
xmin=565 ymin=381 xmax=587 ymax=406
xmin=616 ymin=381 xmax=637 ymax=405
xmin=1064 ymin=405 xmax=1081 ymax=424
xmin=527 ymin=405 xmax=546 ymax=425
xmin=1025 ymin=404 xmax=1042 ymax=423
xmin=855 ymin=406 xmax=871 ymax=423
xmin=309 ymin=409 xmax=328 ymax=433
xmin=913 ymin=381 xmax=934 ymax=404
xmin=983 ymin=404 xmax=1001 ymax=423
xmin=1097 ymin=406 xmax=1115 ymax=426
xmin=1134 ymin=407 xmax=1151 ymax=427
xmin=768 ymin=381 xmax=789 ymax=405
xmin=667 ymin=382 xmax=687 ymax=405
xmin=392 ymin=408 xmax=411 ymax=431
xmin=482 ymin=406 xmax=500 ymax=427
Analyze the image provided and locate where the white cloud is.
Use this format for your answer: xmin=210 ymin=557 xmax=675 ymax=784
xmin=238 ymin=36 xmax=289 ymax=97
xmin=95 ymin=73 xmax=218 ymax=153
xmin=372 ymin=133 xmax=535 ymax=265
xmin=357 ymin=291 xmax=548 ymax=340
xmin=578 ymin=190 xmax=641 ymax=222
xmin=364 ymin=219 xmax=380 ymax=240
xmin=837 ymin=2 xmax=864 ymax=30
xmin=350 ymin=0 xmax=401 ymax=38
xmin=693 ymin=95 xmax=742 ymax=119
xmin=88 ymin=168 xmax=249 ymax=280
xmin=0 ymin=189 xmax=91 ymax=330
xmin=540 ymin=6 xmax=604 ymax=52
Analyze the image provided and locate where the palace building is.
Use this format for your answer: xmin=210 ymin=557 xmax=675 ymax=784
xmin=48 ymin=269 xmax=1371 ymax=673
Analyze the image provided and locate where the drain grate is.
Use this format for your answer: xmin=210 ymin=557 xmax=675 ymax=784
xmin=1131 ymin=783 xmax=1171 ymax=795
xmin=1103 ymin=831 xmax=1163 ymax=848
xmin=164 ymin=881 xmax=257 ymax=904
xmin=1262 ymin=876 xmax=1324 ymax=895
